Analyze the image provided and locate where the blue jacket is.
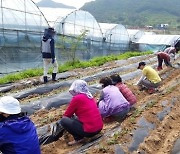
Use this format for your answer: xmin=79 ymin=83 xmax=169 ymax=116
xmin=41 ymin=35 xmax=55 ymax=59
xmin=0 ymin=115 xmax=40 ymax=154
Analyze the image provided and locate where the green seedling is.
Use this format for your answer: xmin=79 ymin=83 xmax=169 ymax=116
xmin=98 ymin=145 xmax=108 ymax=153
xmin=132 ymin=108 xmax=144 ymax=118
xmin=145 ymin=100 xmax=157 ymax=109
xmin=0 ymin=51 xmax=152 ymax=84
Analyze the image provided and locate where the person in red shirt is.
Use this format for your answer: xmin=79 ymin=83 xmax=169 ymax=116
xmin=60 ymin=80 xmax=103 ymax=146
xmin=110 ymin=74 xmax=137 ymax=107
xmin=157 ymin=51 xmax=172 ymax=71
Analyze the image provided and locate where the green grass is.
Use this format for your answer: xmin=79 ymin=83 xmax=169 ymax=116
xmin=0 ymin=51 xmax=152 ymax=84
xmin=0 ymin=68 xmax=43 ymax=84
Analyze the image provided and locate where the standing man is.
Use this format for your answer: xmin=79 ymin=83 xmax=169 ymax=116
xmin=41 ymin=27 xmax=58 ymax=83
xmin=136 ymin=62 xmax=161 ymax=94
xmin=0 ymin=96 xmax=40 ymax=154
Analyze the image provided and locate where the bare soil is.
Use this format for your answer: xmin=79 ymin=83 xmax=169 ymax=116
xmin=27 ymin=57 xmax=180 ymax=154
xmin=2 ymin=54 xmax=179 ymax=154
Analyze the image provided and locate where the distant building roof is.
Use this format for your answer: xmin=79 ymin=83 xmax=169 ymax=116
xmin=144 ymin=32 xmax=156 ymax=35
xmin=137 ymin=35 xmax=180 ymax=45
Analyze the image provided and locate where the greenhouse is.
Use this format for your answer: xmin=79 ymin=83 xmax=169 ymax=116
xmin=127 ymin=29 xmax=145 ymax=43
xmin=137 ymin=35 xmax=180 ymax=52
xmin=100 ymin=23 xmax=130 ymax=54
xmin=54 ymin=10 xmax=105 ymax=61
xmin=0 ymin=0 xmax=49 ymax=74
xmin=0 ymin=1 xmax=133 ymax=75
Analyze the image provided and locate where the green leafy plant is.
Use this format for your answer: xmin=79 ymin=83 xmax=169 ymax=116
xmin=107 ymin=131 xmax=120 ymax=145
xmin=120 ymin=128 xmax=129 ymax=136
xmin=98 ymin=145 xmax=108 ymax=153
xmin=130 ymin=117 xmax=136 ymax=124
xmin=0 ymin=51 xmax=152 ymax=84
xmin=58 ymin=30 xmax=89 ymax=64
xmin=145 ymin=100 xmax=157 ymax=109
xmin=132 ymin=108 xmax=144 ymax=118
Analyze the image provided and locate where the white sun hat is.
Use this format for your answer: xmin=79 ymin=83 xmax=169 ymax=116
xmin=0 ymin=96 xmax=21 ymax=114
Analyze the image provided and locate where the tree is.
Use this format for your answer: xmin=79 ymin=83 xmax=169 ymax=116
xmin=57 ymin=30 xmax=89 ymax=65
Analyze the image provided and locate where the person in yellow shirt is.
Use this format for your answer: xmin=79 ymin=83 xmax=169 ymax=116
xmin=136 ymin=62 xmax=161 ymax=94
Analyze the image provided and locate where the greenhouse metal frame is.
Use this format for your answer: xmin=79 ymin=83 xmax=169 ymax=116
xmin=0 ymin=0 xmax=49 ymax=74
xmin=54 ymin=10 xmax=130 ymax=62
xmin=1 ymin=1 xmax=159 ymax=75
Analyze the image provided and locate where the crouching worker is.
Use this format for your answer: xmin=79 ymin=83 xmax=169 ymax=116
xmin=60 ymin=80 xmax=103 ymax=146
xmin=136 ymin=62 xmax=161 ymax=94
xmin=164 ymin=46 xmax=179 ymax=60
xmin=0 ymin=96 xmax=40 ymax=154
xmin=157 ymin=51 xmax=173 ymax=71
xmin=110 ymin=74 xmax=137 ymax=107
xmin=98 ymin=77 xmax=130 ymax=122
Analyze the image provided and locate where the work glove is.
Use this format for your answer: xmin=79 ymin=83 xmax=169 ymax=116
xmin=52 ymin=58 xmax=55 ymax=64
xmin=133 ymin=83 xmax=138 ymax=86
xmin=39 ymin=122 xmax=64 ymax=146
xmin=169 ymin=53 xmax=175 ymax=61
xmin=173 ymin=56 xmax=176 ymax=61
xmin=50 ymin=122 xmax=64 ymax=138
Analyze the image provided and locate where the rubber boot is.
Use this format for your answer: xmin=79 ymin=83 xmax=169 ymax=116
xmin=52 ymin=73 xmax=57 ymax=81
xmin=43 ymin=76 xmax=48 ymax=83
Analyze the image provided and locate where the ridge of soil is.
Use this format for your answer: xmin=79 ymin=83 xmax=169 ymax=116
xmin=39 ymin=67 xmax=180 ymax=154
xmin=35 ymin=61 xmax=179 ymax=153
xmin=1 ymin=54 xmax=179 ymax=154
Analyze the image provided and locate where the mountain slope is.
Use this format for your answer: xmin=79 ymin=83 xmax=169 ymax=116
xmin=36 ymin=0 xmax=76 ymax=9
xmin=81 ymin=0 xmax=180 ymax=27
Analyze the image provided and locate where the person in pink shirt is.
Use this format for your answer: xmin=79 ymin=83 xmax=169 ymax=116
xmin=60 ymin=80 xmax=103 ymax=146
xmin=98 ymin=77 xmax=130 ymax=121
xmin=110 ymin=74 xmax=137 ymax=106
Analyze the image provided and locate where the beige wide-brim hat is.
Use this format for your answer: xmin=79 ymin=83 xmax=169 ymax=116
xmin=0 ymin=96 xmax=21 ymax=114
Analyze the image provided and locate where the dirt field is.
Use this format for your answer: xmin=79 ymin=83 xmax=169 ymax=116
xmin=39 ymin=67 xmax=180 ymax=154
xmin=1 ymin=54 xmax=180 ymax=154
